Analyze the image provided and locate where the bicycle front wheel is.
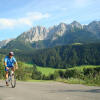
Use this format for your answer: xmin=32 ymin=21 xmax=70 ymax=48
xmin=11 ymin=74 xmax=16 ymax=88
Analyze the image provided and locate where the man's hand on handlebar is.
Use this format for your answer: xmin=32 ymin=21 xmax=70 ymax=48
xmin=6 ymin=67 xmax=9 ymax=70
xmin=15 ymin=66 xmax=18 ymax=70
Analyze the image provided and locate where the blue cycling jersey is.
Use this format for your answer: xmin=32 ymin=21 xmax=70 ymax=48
xmin=4 ymin=56 xmax=16 ymax=67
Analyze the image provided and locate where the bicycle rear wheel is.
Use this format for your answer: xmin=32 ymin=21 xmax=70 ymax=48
xmin=11 ymin=74 xmax=16 ymax=88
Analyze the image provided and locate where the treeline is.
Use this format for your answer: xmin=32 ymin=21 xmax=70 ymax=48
xmin=17 ymin=43 xmax=100 ymax=68
xmin=0 ymin=43 xmax=100 ymax=68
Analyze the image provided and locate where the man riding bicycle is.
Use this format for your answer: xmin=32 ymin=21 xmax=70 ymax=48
xmin=4 ymin=52 xmax=18 ymax=86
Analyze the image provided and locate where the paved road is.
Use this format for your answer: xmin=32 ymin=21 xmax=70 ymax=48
xmin=0 ymin=81 xmax=100 ymax=100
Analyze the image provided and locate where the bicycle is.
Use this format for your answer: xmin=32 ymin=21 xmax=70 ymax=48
xmin=8 ymin=68 xmax=16 ymax=88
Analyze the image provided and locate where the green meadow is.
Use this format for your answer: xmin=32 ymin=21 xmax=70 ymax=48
xmin=23 ymin=62 xmax=100 ymax=76
xmin=21 ymin=62 xmax=65 ymax=76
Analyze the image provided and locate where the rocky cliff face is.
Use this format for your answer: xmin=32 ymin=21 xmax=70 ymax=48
xmin=84 ymin=21 xmax=100 ymax=37
xmin=49 ymin=23 xmax=67 ymax=40
xmin=17 ymin=26 xmax=48 ymax=42
xmin=16 ymin=21 xmax=84 ymax=42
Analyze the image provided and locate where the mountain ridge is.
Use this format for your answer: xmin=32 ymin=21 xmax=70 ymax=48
xmin=2 ymin=20 xmax=100 ymax=49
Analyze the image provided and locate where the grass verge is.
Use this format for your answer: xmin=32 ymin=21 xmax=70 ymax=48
xmin=56 ymin=78 xmax=100 ymax=86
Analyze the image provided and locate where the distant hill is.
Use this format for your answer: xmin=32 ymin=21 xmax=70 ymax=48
xmin=3 ymin=21 xmax=100 ymax=50
xmin=30 ymin=43 xmax=100 ymax=68
xmin=0 ymin=43 xmax=99 ymax=68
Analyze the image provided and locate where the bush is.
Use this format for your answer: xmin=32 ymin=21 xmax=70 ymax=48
xmin=31 ymin=65 xmax=42 ymax=80
xmin=57 ymin=70 xmax=65 ymax=78
xmin=64 ymin=69 xmax=79 ymax=78
xmin=16 ymin=61 xmax=32 ymax=80
xmin=0 ymin=63 xmax=5 ymax=79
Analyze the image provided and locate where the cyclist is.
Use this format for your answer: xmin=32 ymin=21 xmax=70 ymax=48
xmin=4 ymin=52 xmax=18 ymax=86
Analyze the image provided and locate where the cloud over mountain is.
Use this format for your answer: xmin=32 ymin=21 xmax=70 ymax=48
xmin=0 ymin=12 xmax=50 ymax=29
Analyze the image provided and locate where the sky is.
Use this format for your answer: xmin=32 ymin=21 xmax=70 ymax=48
xmin=0 ymin=0 xmax=100 ymax=41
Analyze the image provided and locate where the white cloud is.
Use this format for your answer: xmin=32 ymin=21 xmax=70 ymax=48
xmin=0 ymin=12 xmax=50 ymax=29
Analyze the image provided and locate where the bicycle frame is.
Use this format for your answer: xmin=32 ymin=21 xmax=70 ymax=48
xmin=8 ymin=68 xmax=16 ymax=88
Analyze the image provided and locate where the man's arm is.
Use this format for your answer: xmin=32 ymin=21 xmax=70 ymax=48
xmin=13 ymin=57 xmax=18 ymax=69
xmin=4 ymin=62 xmax=7 ymax=66
xmin=4 ymin=57 xmax=9 ymax=70
xmin=14 ymin=62 xmax=18 ymax=69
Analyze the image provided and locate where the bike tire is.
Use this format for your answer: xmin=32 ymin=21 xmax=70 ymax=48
xmin=11 ymin=74 xmax=16 ymax=88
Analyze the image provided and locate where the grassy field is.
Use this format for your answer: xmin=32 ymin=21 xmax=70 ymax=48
xmin=37 ymin=66 xmax=65 ymax=76
xmin=21 ymin=62 xmax=100 ymax=76
xmin=21 ymin=62 xmax=65 ymax=76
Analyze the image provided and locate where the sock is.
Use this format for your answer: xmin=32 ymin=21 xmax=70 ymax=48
xmin=6 ymin=79 xmax=8 ymax=83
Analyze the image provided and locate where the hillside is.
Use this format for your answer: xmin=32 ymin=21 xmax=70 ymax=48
xmin=30 ymin=43 xmax=100 ymax=68
xmin=0 ymin=43 xmax=99 ymax=68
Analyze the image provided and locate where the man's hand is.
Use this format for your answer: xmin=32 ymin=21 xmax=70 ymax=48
xmin=15 ymin=66 xmax=18 ymax=70
xmin=15 ymin=64 xmax=18 ymax=70
xmin=15 ymin=62 xmax=18 ymax=70
xmin=6 ymin=67 xmax=9 ymax=70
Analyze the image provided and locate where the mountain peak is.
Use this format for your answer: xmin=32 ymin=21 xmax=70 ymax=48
xmin=71 ymin=21 xmax=81 ymax=25
xmin=58 ymin=22 xmax=67 ymax=28
xmin=88 ymin=21 xmax=100 ymax=26
xmin=86 ymin=21 xmax=100 ymax=34
xmin=71 ymin=21 xmax=82 ymax=29
xmin=59 ymin=22 xmax=66 ymax=25
xmin=31 ymin=26 xmax=46 ymax=30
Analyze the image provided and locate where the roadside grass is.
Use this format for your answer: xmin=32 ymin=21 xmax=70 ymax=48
xmin=25 ymin=80 xmax=54 ymax=82
xmin=69 ymin=65 xmax=100 ymax=72
xmin=56 ymin=78 xmax=86 ymax=84
xmin=17 ymin=79 xmax=53 ymax=82
xmin=56 ymin=78 xmax=100 ymax=86
xmin=17 ymin=62 xmax=100 ymax=86
xmin=55 ymin=65 xmax=100 ymax=86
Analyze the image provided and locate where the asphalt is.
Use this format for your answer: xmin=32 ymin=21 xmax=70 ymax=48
xmin=0 ymin=81 xmax=100 ymax=100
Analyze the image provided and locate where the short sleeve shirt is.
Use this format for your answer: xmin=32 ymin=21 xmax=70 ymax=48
xmin=4 ymin=56 xmax=16 ymax=67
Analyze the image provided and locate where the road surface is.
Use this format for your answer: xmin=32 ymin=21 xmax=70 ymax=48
xmin=0 ymin=81 xmax=100 ymax=100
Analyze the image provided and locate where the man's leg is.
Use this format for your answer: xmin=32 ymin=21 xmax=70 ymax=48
xmin=5 ymin=67 xmax=9 ymax=86
xmin=5 ymin=71 xmax=9 ymax=86
xmin=11 ymin=67 xmax=15 ymax=75
xmin=12 ymin=67 xmax=15 ymax=71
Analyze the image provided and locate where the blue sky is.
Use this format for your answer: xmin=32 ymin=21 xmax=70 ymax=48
xmin=0 ymin=0 xmax=100 ymax=40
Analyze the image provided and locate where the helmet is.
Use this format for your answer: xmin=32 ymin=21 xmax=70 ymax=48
xmin=9 ymin=52 xmax=14 ymax=56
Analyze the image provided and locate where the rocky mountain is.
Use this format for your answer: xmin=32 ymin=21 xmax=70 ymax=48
xmin=17 ymin=26 xmax=48 ymax=42
xmin=0 ymin=39 xmax=13 ymax=48
xmin=84 ymin=21 xmax=100 ymax=36
xmin=17 ymin=21 xmax=84 ymax=42
xmin=4 ymin=21 xmax=100 ymax=50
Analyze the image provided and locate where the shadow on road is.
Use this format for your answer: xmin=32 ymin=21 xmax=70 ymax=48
xmin=49 ymin=89 xmax=100 ymax=93
xmin=0 ymin=85 xmax=5 ymax=88
xmin=86 ymin=89 xmax=100 ymax=93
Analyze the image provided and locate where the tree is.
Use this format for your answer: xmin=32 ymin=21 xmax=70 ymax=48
xmin=31 ymin=65 xmax=42 ymax=80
